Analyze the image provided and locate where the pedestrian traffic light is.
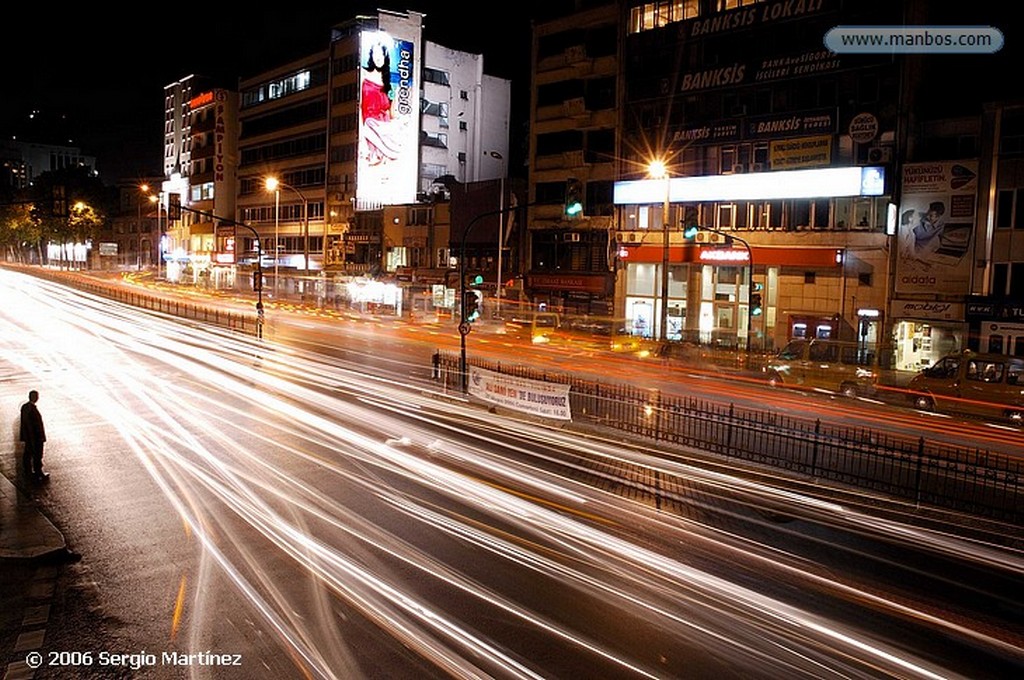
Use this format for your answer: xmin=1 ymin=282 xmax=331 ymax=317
xmin=565 ymin=178 xmax=583 ymax=218
xmin=463 ymin=290 xmax=481 ymax=322
xmin=466 ymin=273 xmax=484 ymax=287
xmin=749 ymin=282 xmax=763 ymax=316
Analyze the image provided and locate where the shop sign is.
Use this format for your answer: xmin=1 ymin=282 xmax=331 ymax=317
xmin=893 ymin=300 xmax=963 ymax=321
xmin=848 ymin=113 xmax=879 ymax=144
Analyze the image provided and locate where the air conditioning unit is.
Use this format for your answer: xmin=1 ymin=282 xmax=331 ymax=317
xmin=752 ymin=163 xmax=765 ymax=172
xmin=694 ymin=231 xmax=727 ymax=244
xmin=867 ymin=146 xmax=893 ymax=163
xmin=565 ymin=232 xmax=581 ymax=243
xmin=731 ymin=164 xmax=746 ymax=174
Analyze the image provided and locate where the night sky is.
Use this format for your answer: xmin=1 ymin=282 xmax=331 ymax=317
xmin=3 ymin=3 xmax=1015 ymax=183
xmin=1 ymin=3 xmax=574 ymax=181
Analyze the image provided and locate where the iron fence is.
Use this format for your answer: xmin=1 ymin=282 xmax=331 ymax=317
xmin=434 ymin=351 xmax=1022 ymax=524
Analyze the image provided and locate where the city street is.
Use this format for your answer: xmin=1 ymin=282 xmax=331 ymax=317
xmin=1 ymin=269 xmax=1022 ymax=679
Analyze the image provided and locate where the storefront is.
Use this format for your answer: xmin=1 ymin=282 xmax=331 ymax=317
xmin=890 ymin=300 xmax=964 ymax=371
xmin=524 ymin=272 xmax=615 ymax=317
xmin=613 ymin=165 xmax=888 ymax=350
xmin=966 ymin=300 xmax=1024 ymax=356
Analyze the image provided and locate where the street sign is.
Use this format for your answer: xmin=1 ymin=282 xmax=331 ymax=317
xmin=458 ymin=321 xmax=472 ymax=336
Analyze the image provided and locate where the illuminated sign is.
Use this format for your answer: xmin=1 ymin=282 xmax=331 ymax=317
xmin=356 ymin=20 xmax=421 ymax=208
xmin=614 ymin=166 xmax=886 ymax=204
xmin=214 ymin=90 xmax=227 ymax=182
xmin=189 ymin=91 xmax=214 ymax=109
xmin=699 ymin=248 xmax=749 ymax=262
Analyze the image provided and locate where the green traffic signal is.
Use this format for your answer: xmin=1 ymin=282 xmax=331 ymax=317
xmin=683 ymin=225 xmax=699 ymax=239
xmin=565 ymin=178 xmax=583 ymax=217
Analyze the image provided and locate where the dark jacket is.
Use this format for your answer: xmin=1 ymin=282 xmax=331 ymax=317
xmin=19 ymin=402 xmax=46 ymax=445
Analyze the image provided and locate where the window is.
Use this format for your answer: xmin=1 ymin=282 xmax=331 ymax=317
xmin=459 ymin=121 xmax=467 ymax=131
xmin=423 ymin=68 xmax=450 ymax=86
xmin=804 ymin=272 xmax=816 ymax=284
xmin=459 ymin=90 xmax=468 ymax=100
xmin=967 ymin=360 xmax=1004 ymax=383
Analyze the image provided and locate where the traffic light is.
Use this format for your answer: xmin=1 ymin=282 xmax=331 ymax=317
xmin=463 ymin=290 xmax=481 ymax=323
xmin=565 ymin=178 xmax=583 ymax=218
xmin=253 ymin=270 xmax=263 ymax=292
xmin=683 ymin=224 xmax=699 ymax=239
xmin=168 ymin=194 xmax=181 ymax=221
xmin=749 ymin=282 xmax=764 ymax=316
xmin=466 ymin=273 xmax=484 ymax=287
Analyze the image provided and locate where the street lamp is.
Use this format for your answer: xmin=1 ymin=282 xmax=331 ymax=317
xmin=150 ymin=194 xmax=162 ymax=280
xmin=648 ymin=160 xmax=672 ymax=342
xmin=265 ymin=177 xmax=309 ymax=294
xmin=138 ymin=184 xmax=151 ymax=271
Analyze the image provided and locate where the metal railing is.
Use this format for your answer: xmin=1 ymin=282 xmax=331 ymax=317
xmin=433 ymin=351 xmax=1022 ymax=523
xmin=8 ymin=266 xmax=254 ymax=334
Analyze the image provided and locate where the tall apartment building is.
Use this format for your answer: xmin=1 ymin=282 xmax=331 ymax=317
xmin=233 ymin=9 xmax=510 ymax=283
xmin=160 ymin=75 xmax=239 ymax=286
xmin=529 ymin=0 xmax=1019 ymax=366
xmin=158 ymin=9 xmax=510 ymax=300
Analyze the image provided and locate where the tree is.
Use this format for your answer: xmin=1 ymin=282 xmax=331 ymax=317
xmin=0 ymin=200 xmax=39 ymax=263
xmin=28 ymin=167 xmax=112 ymax=268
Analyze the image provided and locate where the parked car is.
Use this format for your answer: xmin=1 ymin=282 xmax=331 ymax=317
xmin=907 ymin=350 xmax=1024 ymax=424
xmin=763 ymin=339 xmax=881 ymax=397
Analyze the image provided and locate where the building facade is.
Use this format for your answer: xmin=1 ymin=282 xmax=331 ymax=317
xmin=526 ymin=0 xmax=1020 ymax=366
xmin=158 ymin=9 xmax=510 ymax=308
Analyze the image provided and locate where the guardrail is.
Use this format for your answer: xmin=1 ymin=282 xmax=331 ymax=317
xmin=3 ymin=265 xmax=254 ymax=334
xmin=433 ymin=350 xmax=1022 ymax=524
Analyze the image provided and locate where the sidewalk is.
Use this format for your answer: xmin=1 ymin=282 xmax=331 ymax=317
xmin=0 ymin=474 xmax=66 ymax=560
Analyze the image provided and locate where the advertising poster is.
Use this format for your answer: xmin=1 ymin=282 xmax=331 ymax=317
xmin=357 ymin=25 xmax=419 ymax=207
xmin=468 ymin=367 xmax=572 ymax=421
xmin=896 ymin=161 xmax=978 ymax=296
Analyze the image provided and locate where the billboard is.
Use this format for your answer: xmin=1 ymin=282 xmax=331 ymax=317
xmin=357 ymin=21 xmax=420 ymax=208
xmin=896 ymin=161 xmax=978 ymax=296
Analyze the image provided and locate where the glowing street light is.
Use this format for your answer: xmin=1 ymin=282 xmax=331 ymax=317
xmin=265 ymin=177 xmax=309 ymax=290
xmin=648 ymin=159 xmax=672 ymax=342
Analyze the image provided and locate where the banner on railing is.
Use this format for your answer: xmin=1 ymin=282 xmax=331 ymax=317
xmin=468 ymin=366 xmax=572 ymax=421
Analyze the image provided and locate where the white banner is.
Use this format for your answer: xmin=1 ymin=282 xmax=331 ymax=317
xmin=468 ymin=366 xmax=572 ymax=421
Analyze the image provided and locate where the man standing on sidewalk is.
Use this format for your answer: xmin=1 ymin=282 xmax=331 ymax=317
xmin=19 ymin=390 xmax=48 ymax=482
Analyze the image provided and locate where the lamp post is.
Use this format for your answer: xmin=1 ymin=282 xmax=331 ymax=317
xmin=151 ymin=194 xmax=162 ymax=279
xmin=138 ymin=184 xmax=149 ymax=271
xmin=265 ymin=177 xmax=310 ymax=295
xmin=273 ymin=187 xmax=280 ymax=296
xmin=648 ymin=160 xmax=672 ymax=342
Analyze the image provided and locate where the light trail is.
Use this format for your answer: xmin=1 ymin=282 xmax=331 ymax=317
xmin=1 ymin=268 xmax=1020 ymax=679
